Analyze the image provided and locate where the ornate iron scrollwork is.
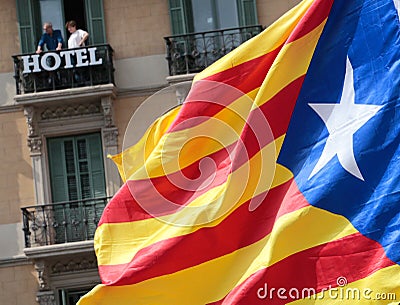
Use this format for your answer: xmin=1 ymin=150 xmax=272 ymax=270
xmin=164 ymin=25 xmax=264 ymax=76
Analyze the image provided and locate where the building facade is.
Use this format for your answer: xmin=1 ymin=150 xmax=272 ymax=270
xmin=0 ymin=1 xmax=301 ymax=304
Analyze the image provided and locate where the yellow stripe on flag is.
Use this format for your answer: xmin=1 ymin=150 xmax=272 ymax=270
xmin=120 ymin=88 xmax=257 ymax=180
xmin=289 ymin=264 xmax=400 ymax=304
xmin=110 ymin=106 xmax=181 ymax=182
xmin=116 ymin=20 xmax=326 ymax=182
xmin=81 ymin=206 xmax=358 ymax=305
xmin=254 ymin=20 xmax=327 ymax=107
xmin=194 ymin=0 xmax=316 ymax=81
xmin=97 ymin=136 xmax=287 ymax=266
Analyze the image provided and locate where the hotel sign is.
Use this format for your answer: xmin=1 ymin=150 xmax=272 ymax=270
xmin=21 ymin=47 xmax=103 ymax=74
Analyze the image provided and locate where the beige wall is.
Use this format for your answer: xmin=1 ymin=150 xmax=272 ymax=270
xmin=0 ymin=264 xmax=38 ymax=305
xmin=257 ymin=0 xmax=302 ymax=27
xmin=0 ymin=110 xmax=34 ymax=225
xmin=104 ymin=0 xmax=171 ymax=60
xmin=114 ymin=55 xmax=169 ymax=90
xmin=0 ymin=0 xmax=19 ymax=73
xmin=114 ymin=96 xmax=148 ymax=151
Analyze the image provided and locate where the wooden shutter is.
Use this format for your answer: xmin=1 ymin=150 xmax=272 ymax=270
xmin=237 ymin=0 xmax=258 ymax=26
xmin=85 ymin=0 xmax=106 ymax=44
xmin=16 ymin=0 xmax=41 ymax=53
xmin=84 ymin=133 xmax=106 ymax=198
xmin=48 ymin=137 xmax=69 ymax=203
xmin=48 ymin=137 xmax=71 ymax=243
xmin=85 ymin=133 xmax=106 ymax=238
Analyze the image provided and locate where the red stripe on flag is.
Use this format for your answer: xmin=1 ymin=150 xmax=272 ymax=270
xmin=98 ymin=178 xmax=308 ymax=285
xmin=98 ymin=183 xmax=150 ymax=225
xmin=233 ymin=76 xmax=305 ymax=167
xmin=286 ymin=0 xmax=334 ymax=44
xmin=99 ymin=77 xmax=304 ymax=223
xmin=168 ymin=0 xmax=334 ymax=134
xmin=168 ymin=47 xmax=282 ymax=132
xmin=209 ymin=234 xmax=395 ymax=304
xmin=124 ymin=145 xmax=233 ymax=217
xmin=202 ymin=47 xmax=282 ymax=92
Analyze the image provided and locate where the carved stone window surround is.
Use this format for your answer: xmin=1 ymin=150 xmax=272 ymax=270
xmin=17 ymin=84 xmax=120 ymax=205
xmin=25 ymin=241 xmax=100 ymax=305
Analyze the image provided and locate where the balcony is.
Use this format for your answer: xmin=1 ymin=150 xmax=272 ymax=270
xmin=21 ymin=197 xmax=110 ymax=248
xmin=164 ymin=25 xmax=264 ymax=76
xmin=12 ymin=44 xmax=114 ymax=95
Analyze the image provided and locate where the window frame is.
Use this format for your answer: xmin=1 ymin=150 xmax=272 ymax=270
xmin=237 ymin=0 xmax=258 ymax=27
xmin=59 ymin=286 xmax=93 ymax=305
xmin=168 ymin=0 xmax=258 ymax=35
xmin=47 ymin=132 xmax=106 ymax=203
xmin=16 ymin=0 xmax=107 ymax=53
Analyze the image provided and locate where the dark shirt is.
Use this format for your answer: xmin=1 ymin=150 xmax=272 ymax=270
xmin=38 ymin=30 xmax=64 ymax=50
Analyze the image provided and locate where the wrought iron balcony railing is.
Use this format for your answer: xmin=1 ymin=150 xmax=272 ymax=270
xmin=12 ymin=44 xmax=115 ymax=95
xmin=21 ymin=197 xmax=110 ymax=248
xmin=164 ymin=25 xmax=264 ymax=76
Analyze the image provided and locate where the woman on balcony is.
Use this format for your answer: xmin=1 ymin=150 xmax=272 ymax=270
xmin=65 ymin=20 xmax=89 ymax=49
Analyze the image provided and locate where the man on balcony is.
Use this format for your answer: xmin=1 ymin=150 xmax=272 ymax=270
xmin=36 ymin=22 xmax=64 ymax=54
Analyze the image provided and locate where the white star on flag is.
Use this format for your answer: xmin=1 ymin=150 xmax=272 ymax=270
xmin=308 ymin=57 xmax=382 ymax=181
xmin=394 ymin=0 xmax=400 ymax=21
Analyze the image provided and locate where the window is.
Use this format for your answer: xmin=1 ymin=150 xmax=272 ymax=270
xmin=59 ymin=287 xmax=93 ymax=305
xmin=166 ymin=0 xmax=260 ymax=75
xmin=168 ymin=0 xmax=258 ymax=35
xmin=47 ymin=133 xmax=106 ymax=243
xmin=16 ymin=0 xmax=106 ymax=53
xmin=47 ymin=132 xmax=106 ymax=203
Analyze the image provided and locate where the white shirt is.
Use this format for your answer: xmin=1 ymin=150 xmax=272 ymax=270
xmin=68 ymin=29 xmax=88 ymax=48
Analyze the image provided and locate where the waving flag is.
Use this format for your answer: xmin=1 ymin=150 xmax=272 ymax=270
xmin=79 ymin=0 xmax=400 ymax=304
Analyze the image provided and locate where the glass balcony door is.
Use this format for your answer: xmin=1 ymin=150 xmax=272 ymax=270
xmin=39 ymin=0 xmax=87 ymax=45
xmin=168 ymin=0 xmax=257 ymax=35
xmin=39 ymin=0 xmax=64 ymax=37
xmin=47 ymin=132 xmax=106 ymax=243
xmin=191 ymin=0 xmax=239 ymax=32
xmin=166 ymin=0 xmax=260 ymax=75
